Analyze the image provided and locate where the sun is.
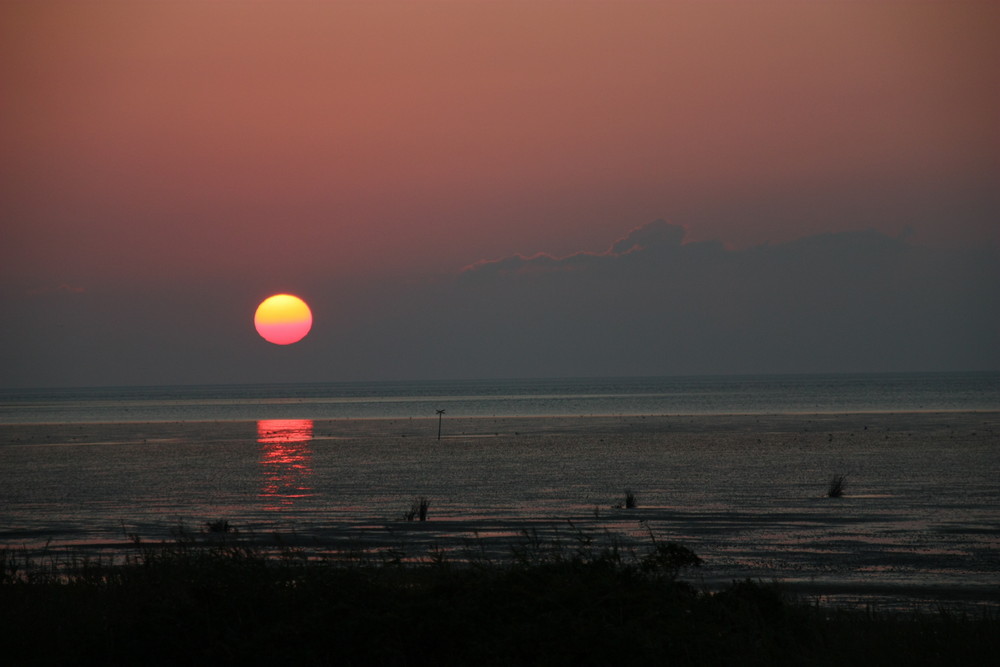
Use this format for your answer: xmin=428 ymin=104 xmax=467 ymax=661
xmin=254 ymin=294 xmax=313 ymax=345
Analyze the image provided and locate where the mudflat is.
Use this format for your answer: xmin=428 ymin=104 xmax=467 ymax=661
xmin=2 ymin=411 xmax=997 ymax=611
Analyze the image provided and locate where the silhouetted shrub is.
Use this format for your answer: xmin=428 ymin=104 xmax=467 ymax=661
xmin=204 ymin=519 xmax=232 ymax=533
xmin=827 ymin=474 xmax=847 ymax=498
xmin=625 ymin=490 xmax=638 ymax=509
xmin=405 ymin=497 xmax=430 ymax=521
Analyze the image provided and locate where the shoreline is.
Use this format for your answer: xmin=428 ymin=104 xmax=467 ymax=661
xmin=3 ymin=411 xmax=997 ymax=613
xmin=5 ymin=535 xmax=997 ymax=666
xmin=8 ymin=519 xmax=997 ymax=615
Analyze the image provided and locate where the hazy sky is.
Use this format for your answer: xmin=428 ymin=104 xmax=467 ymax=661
xmin=2 ymin=1 xmax=998 ymax=387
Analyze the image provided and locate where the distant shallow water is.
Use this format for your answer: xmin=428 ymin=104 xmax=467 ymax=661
xmin=2 ymin=411 xmax=998 ymax=613
xmin=2 ymin=372 xmax=998 ymax=423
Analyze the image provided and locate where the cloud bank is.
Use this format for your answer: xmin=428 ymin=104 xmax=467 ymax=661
xmin=376 ymin=220 xmax=998 ymax=380
xmin=1 ymin=221 xmax=997 ymax=387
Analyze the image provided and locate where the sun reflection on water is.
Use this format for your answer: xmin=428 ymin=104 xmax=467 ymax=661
xmin=258 ymin=419 xmax=314 ymax=508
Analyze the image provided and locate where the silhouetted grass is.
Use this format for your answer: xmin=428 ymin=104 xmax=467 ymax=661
xmin=1 ymin=531 xmax=996 ymax=666
xmin=827 ymin=474 xmax=847 ymax=498
xmin=404 ymin=497 xmax=430 ymax=521
xmin=204 ymin=518 xmax=232 ymax=533
xmin=613 ymin=489 xmax=637 ymax=509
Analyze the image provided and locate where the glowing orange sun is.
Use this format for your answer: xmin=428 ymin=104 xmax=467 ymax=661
xmin=254 ymin=294 xmax=313 ymax=345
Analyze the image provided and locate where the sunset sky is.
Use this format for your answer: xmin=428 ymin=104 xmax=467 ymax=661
xmin=2 ymin=1 xmax=997 ymax=387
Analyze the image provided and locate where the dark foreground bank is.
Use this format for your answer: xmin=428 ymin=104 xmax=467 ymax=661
xmin=2 ymin=534 xmax=997 ymax=667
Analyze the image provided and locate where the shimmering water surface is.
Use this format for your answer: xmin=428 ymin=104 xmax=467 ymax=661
xmin=1 ymin=374 xmax=998 ymax=611
xmin=2 ymin=372 xmax=998 ymax=423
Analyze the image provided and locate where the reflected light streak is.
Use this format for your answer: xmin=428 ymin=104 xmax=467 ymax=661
xmin=258 ymin=419 xmax=314 ymax=508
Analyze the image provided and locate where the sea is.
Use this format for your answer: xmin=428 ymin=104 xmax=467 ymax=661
xmin=2 ymin=372 xmax=998 ymax=423
xmin=2 ymin=372 xmax=998 ymax=611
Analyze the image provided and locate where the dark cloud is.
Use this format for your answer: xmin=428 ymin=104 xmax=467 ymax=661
xmin=1 ymin=221 xmax=996 ymax=386
xmin=608 ymin=219 xmax=687 ymax=255
xmin=408 ymin=221 xmax=999 ymax=379
xmin=461 ymin=219 xmax=692 ymax=277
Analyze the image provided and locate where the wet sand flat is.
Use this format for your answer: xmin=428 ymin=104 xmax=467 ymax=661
xmin=2 ymin=411 xmax=998 ymax=611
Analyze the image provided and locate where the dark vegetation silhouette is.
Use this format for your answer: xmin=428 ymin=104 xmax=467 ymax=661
xmin=827 ymin=474 xmax=847 ymax=498
xmin=404 ymin=497 xmax=430 ymax=522
xmin=204 ymin=518 xmax=232 ymax=533
xmin=2 ymin=526 xmax=996 ymax=666
xmin=625 ymin=489 xmax=637 ymax=509
xmin=613 ymin=489 xmax=637 ymax=509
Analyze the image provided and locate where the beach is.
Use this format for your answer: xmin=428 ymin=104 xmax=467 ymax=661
xmin=2 ymin=410 xmax=997 ymax=612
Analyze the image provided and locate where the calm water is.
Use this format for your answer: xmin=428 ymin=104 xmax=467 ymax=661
xmin=1 ymin=373 xmax=998 ymax=610
xmin=1 ymin=372 xmax=998 ymax=423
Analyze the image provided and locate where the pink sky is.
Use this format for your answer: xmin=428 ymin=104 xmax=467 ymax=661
xmin=2 ymin=1 xmax=997 ymax=386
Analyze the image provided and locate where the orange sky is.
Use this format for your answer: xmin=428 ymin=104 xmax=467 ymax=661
xmin=1 ymin=1 xmax=998 ymax=385
xmin=5 ymin=1 xmax=997 ymax=283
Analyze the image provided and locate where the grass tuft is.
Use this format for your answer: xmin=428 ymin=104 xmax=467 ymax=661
xmin=405 ymin=497 xmax=430 ymax=521
xmin=614 ymin=490 xmax=638 ymax=509
xmin=204 ymin=519 xmax=232 ymax=534
xmin=827 ymin=474 xmax=847 ymax=498
xmin=625 ymin=490 xmax=638 ymax=509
